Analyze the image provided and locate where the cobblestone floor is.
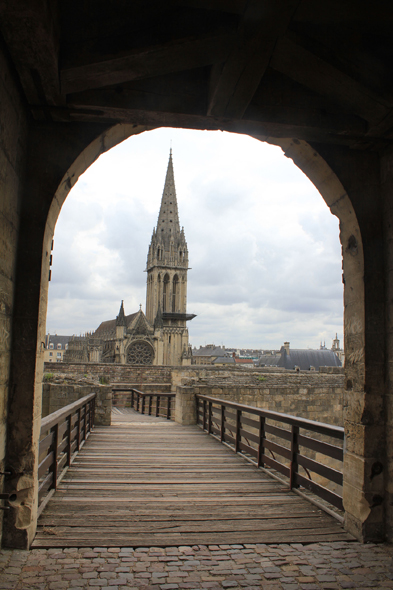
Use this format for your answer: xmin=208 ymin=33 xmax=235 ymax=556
xmin=1 ymin=542 xmax=393 ymax=590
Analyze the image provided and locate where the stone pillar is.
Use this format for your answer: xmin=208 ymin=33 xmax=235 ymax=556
xmin=272 ymin=139 xmax=386 ymax=541
xmin=382 ymin=147 xmax=393 ymax=542
xmin=2 ymin=120 xmax=111 ymax=548
xmin=174 ymin=386 xmax=197 ymax=425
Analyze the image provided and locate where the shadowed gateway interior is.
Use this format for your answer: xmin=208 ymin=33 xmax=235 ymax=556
xmin=1 ymin=0 xmax=393 ymax=548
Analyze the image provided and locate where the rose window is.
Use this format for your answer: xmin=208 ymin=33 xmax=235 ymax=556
xmin=127 ymin=341 xmax=154 ymax=365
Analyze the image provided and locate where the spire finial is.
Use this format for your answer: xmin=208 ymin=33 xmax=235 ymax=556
xmin=139 ymin=303 xmax=142 ymax=311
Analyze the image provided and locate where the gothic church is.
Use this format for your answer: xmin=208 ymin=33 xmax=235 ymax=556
xmin=65 ymin=151 xmax=195 ymax=366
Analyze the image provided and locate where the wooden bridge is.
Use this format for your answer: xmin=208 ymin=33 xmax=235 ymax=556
xmin=33 ymin=394 xmax=353 ymax=548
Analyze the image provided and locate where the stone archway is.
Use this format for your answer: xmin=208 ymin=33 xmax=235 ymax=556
xmin=5 ymin=123 xmax=379 ymax=548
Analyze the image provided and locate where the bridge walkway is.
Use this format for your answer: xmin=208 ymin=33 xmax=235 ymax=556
xmin=32 ymin=408 xmax=353 ymax=547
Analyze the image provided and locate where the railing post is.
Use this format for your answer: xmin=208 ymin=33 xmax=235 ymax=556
xmin=156 ymin=396 xmax=160 ymax=417
xmin=92 ymin=397 xmax=95 ymax=429
xmin=208 ymin=401 xmax=212 ymax=434
xmin=67 ymin=415 xmax=72 ymax=467
xmin=76 ymin=409 xmax=81 ymax=451
xmin=148 ymin=395 xmax=152 ymax=416
xmin=131 ymin=389 xmax=134 ymax=409
xmin=235 ymin=409 xmax=241 ymax=453
xmin=49 ymin=423 xmax=59 ymax=491
xmin=220 ymin=404 xmax=225 ymax=442
xmin=289 ymin=424 xmax=299 ymax=489
xmin=257 ymin=415 xmax=265 ymax=468
xmin=203 ymin=399 xmax=207 ymax=430
xmin=167 ymin=396 xmax=171 ymax=420
xmin=141 ymin=395 xmax=145 ymax=415
xmin=82 ymin=406 xmax=87 ymax=442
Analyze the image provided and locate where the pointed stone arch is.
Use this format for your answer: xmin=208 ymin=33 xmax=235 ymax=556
xmin=7 ymin=122 xmax=380 ymax=548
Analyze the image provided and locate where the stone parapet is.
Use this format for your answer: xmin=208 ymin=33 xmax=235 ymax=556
xmin=42 ymin=384 xmax=111 ymax=426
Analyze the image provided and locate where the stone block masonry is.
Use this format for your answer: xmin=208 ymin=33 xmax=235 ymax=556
xmin=42 ymin=384 xmax=112 ymax=426
xmin=44 ymin=362 xmax=172 ymax=386
xmin=173 ymin=366 xmax=344 ymax=426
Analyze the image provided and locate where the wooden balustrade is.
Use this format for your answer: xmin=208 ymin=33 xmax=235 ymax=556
xmin=38 ymin=393 xmax=96 ymax=514
xmin=112 ymin=387 xmax=175 ymax=420
xmin=196 ymin=394 xmax=344 ymax=511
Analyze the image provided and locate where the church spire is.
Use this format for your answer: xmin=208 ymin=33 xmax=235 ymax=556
xmin=156 ymin=149 xmax=181 ymax=243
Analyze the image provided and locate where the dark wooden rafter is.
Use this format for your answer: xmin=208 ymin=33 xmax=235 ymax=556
xmin=1 ymin=0 xmax=393 ymax=148
xmin=270 ymin=36 xmax=393 ymax=130
xmin=0 ymin=0 xmax=63 ymax=112
xmin=60 ymin=28 xmax=236 ymax=95
xmin=54 ymin=104 xmax=381 ymax=148
xmin=207 ymin=0 xmax=301 ymax=119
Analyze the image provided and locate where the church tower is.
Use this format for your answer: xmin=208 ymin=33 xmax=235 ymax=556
xmin=146 ymin=149 xmax=195 ymax=365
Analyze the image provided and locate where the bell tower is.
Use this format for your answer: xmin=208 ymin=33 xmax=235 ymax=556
xmin=146 ymin=149 xmax=195 ymax=365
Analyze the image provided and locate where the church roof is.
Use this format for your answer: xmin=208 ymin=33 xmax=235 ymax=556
xmin=94 ymin=312 xmax=138 ymax=337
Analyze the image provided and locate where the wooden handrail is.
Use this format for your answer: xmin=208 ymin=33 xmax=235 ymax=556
xmin=196 ymin=394 xmax=344 ymax=439
xmin=112 ymin=387 xmax=175 ymax=420
xmin=38 ymin=393 xmax=96 ymax=514
xmin=196 ymin=394 xmax=344 ymax=511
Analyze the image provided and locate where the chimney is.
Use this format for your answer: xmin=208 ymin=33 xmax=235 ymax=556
xmin=284 ymin=342 xmax=290 ymax=354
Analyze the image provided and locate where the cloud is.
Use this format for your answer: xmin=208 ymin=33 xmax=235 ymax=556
xmin=46 ymin=128 xmax=343 ymax=349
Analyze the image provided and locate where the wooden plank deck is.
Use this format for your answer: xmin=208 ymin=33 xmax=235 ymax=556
xmin=32 ymin=408 xmax=353 ymax=547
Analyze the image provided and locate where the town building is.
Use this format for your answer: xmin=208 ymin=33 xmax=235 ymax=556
xmin=192 ymin=344 xmax=229 ymax=365
xmin=65 ymin=150 xmax=195 ymax=366
xmin=44 ymin=334 xmax=71 ymax=363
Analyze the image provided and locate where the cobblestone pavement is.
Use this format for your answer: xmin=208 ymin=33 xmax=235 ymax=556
xmin=1 ymin=542 xmax=393 ymax=590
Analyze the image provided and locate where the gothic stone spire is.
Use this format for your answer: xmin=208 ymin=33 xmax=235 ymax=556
xmin=156 ymin=148 xmax=181 ymax=243
xmin=146 ymin=149 xmax=188 ymax=272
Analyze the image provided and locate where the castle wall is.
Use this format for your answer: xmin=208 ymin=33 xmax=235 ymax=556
xmin=44 ymin=363 xmax=344 ymax=425
xmin=0 ymin=40 xmax=28 ymax=547
xmin=42 ymin=384 xmax=112 ymax=425
xmin=44 ymin=362 xmax=172 ymax=386
xmin=172 ymin=366 xmax=344 ymax=426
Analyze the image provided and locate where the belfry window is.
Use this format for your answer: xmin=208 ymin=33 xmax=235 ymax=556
xmin=172 ymin=275 xmax=179 ymax=312
xmin=163 ymin=274 xmax=170 ymax=312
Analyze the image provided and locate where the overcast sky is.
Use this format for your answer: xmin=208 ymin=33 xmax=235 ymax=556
xmin=46 ymin=127 xmax=343 ymax=350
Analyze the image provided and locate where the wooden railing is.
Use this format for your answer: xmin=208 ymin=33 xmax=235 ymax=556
xmin=196 ymin=394 xmax=344 ymax=512
xmin=38 ymin=393 xmax=96 ymax=514
xmin=113 ymin=387 xmax=175 ymax=420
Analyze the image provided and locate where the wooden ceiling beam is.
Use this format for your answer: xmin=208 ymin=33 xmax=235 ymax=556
xmin=271 ymin=36 xmax=392 ymax=126
xmin=67 ymin=81 xmax=367 ymax=138
xmin=207 ymin=0 xmax=301 ymax=119
xmin=0 ymin=0 xmax=63 ymax=111
xmin=60 ymin=29 xmax=235 ymax=95
xmin=61 ymin=86 xmax=372 ymax=146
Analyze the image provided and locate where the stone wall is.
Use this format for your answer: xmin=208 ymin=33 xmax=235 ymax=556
xmin=0 ymin=40 xmax=28 ymax=546
xmin=172 ymin=366 xmax=344 ymax=426
xmin=42 ymin=384 xmax=111 ymax=426
xmin=44 ymin=362 xmax=172 ymax=387
xmin=44 ymin=363 xmax=344 ymax=426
